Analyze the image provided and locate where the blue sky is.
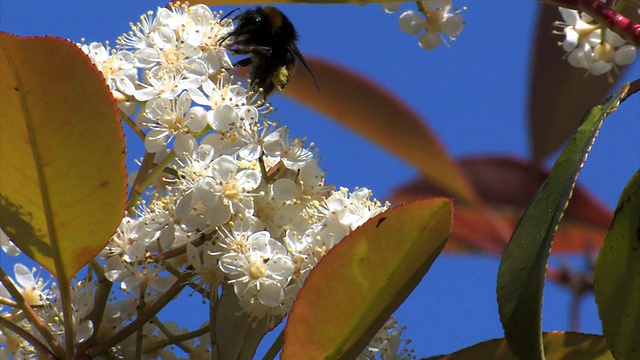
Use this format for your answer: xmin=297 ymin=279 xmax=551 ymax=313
xmin=1 ymin=0 xmax=639 ymax=357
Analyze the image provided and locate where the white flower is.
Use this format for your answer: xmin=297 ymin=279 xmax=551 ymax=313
xmin=134 ymin=33 xmax=207 ymax=78
xmin=211 ymin=216 xmax=263 ymax=256
xmin=191 ymin=77 xmax=265 ymax=130
xmin=12 ymin=264 xmax=50 ymax=306
xmin=263 ymin=129 xmax=315 ymax=170
xmin=358 ymin=317 xmax=413 ymax=360
xmin=205 ymin=116 xmax=278 ymax=160
xmin=422 ymin=0 xmax=466 ymax=46
xmin=557 ymin=8 xmax=600 ymax=52
xmin=186 ymin=241 xmax=222 ymax=294
xmin=192 ymin=155 xmax=261 ymax=222
xmin=381 ymin=2 xmax=403 ymax=14
xmin=398 ymin=11 xmax=426 ymax=35
xmin=191 ymin=8 xmax=236 ymax=74
xmin=390 ymin=0 xmax=466 ymax=50
xmin=141 ymin=192 xmax=199 ymax=249
xmin=81 ymin=42 xmax=138 ymax=100
xmin=555 ymin=8 xmax=638 ymax=77
xmin=219 ymin=231 xmax=294 ymax=309
xmin=133 ymin=67 xmax=202 ymax=102
xmin=117 ymin=10 xmax=163 ymax=49
xmin=0 ymin=230 xmax=20 ymax=256
xmin=107 ymin=257 xmax=175 ymax=293
xmin=0 ymin=327 xmax=31 ymax=358
xmin=102 ymin=216 xmax=157 ymax=262
xmin=297 ymin=159 xmax=327 ymax=200
xmin=140 ymin=92 xmax=207 ymax=154
xmin=157 ymin=4 xmax=214 ymax=44
xmin=345 ymin=187 xmax=389 ymax=229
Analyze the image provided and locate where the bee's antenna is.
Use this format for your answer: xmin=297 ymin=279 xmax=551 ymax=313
xmin=220 ymin=8 xmax=241 ymax=21
xmin=290 ymin=44 xmax=320 ymax=92
xmin=218 ymin=8 xmax=242 ymax=46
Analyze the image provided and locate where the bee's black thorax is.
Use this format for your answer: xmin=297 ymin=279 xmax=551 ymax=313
xmin=223 ymin=6 xmax=317 ymax=99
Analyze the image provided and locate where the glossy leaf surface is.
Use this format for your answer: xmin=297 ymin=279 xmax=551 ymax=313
xmin=432 ymin=332 xmax=612 ymax=360
xmin=497 ymin=84 xmax=629 ymax=360
xmin=282 ymin=199 xmax=453 ymax=359
xmin=595 ymin=170 xmax=640 ymax=359
xmin=0 ymin=34 xmax=126 ymax=284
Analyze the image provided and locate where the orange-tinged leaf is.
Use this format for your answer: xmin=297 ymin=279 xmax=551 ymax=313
xmin=392 ymin=155 xmax=612 ymax=253
xmin=433 ymin=332 xmax=612 ymax=360
xmin=528 ymin=4 xmax=632 ymax=161
xmin=285 ymin=57 xmax=478 ymax=204
xmin=0 ymin=34 xmax=126 ymax=285
xmin=282 ymin=199 xmax=453 ymax=360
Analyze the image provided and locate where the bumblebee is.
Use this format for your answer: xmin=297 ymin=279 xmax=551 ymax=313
xmin=219 ymin=6 xmax=319 ymax=99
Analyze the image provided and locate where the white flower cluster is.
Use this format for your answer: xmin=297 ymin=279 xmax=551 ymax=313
xmin=555 ymin=7 xmax=637 ymax=78
xmin=358 ymin=317 xmax=414 ymax=360
xmin=382 ymin=0 xmax=466 ymax=50
xmin=0 ymin=3 xmax=411 ymax=359
xmin=0 ymin=264 xmax=95 ymax=358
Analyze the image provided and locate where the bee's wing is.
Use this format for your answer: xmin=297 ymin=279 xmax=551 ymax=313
xmin=290 ymin=43 xmax=320 ymax=92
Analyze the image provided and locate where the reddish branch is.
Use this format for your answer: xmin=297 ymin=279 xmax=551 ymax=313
xmin=543 ymin=0 xmax=640 ymax=46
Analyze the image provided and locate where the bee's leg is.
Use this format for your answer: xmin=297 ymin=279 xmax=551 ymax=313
xmin=230 ymin=45 xmax=272 ymax=56
xmin=233 ymin=57 xmax=253 ymax=68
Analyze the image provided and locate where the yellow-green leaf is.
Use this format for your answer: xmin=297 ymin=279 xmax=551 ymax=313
xmin=436 ymin=332 xmax=612 ymax=360
xmin=496 ymin=83 xmax=629 ymax=360
xmin=282 ymin=199 xmax=453 ymax=359
xmin=595 ymin=170 xmax=640 ymax=359
xmin=0 ymin=33 xmax=126 ymax=285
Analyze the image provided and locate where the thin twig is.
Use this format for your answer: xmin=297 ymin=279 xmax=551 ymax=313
xmin=145 ymin=316 xmax=197 ymax=354
xmin=261 ymin=329 xmax=284 ymax=360
xmin=74 ymin=260 xmax=113 ymax=360
xmin=0 ymin=267 xmax=65 ymax=358
xmin=620 ymin=78 xmax=640 ymax=103
xmin=120 ymin=112 xmax=146 ymax=142
xmin=540 ymin=0 xmax=640 ymax=46
xmin=86 ymin=273 xmax=190 ymax=358
xmin=0 ymin=316 xmax=57 ymax=359
xmin=0 ymin=296 xmax=18 ymax=308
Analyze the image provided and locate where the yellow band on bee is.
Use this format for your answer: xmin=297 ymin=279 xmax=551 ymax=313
xmin=263 ymin=6 xmax=284 ymax=32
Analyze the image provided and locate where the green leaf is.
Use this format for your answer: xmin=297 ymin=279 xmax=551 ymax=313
xmin=595 ymin=170 xmax=640 ymax=359
xmin=496 ymin=83 xmax=630 ymax=360
xmin=0 ymin=34 xmax=127 ymax=285
xmin=282 ymin=199 xmax=453 ymax=360
xmin=435 ymin=332 xmax=612 ymax=360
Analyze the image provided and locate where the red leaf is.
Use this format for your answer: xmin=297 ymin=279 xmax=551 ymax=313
xmin=392 ymin=155 xmax=611 ymax=253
